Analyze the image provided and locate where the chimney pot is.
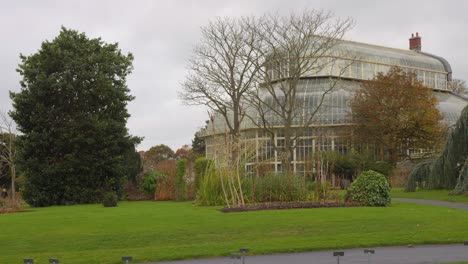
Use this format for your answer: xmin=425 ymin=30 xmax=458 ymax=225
xmin=409 ymin=32 xmax=422 ymax=51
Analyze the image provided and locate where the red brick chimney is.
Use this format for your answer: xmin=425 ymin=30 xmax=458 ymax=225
xmin=409 ymin=32 xmax=421 ymax=51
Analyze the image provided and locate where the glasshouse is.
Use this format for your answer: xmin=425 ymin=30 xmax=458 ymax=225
xmin=198 ymin=33 xmax=468 ymax=175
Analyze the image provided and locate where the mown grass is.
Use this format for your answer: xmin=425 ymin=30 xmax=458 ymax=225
xmin=1 ymin=200 xmax=468 ymax=263
xmin=391 ymin=188 xmax=468 ymax=203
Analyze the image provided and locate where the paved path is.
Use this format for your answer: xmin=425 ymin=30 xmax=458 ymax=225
xmin=393 ymin=198 xmax=468 ymax=210
xmin=143 ymin=199 xmax=468 ymax=264
xmin=142 ymin=244 xmax=468 ymax=264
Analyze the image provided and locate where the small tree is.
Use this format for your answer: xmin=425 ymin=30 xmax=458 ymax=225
xmin=180 ymin=16 xmax=262 ymax=156
xmin=0 ymin=111 xmax=17 ymax=200
xmin=351 ymin=67 xmax=443 ymax=163
xmin=192 ymin=133 xmax=206 ymax=157
xmin=180 ymin=17 xmax=264 ymax=206
xmin=142 ymin=144 xmax=174 ymax=172
xmin=448 ymin=79 xmax=468 ymax=95
xmin=174 ymin=144 xmax=193 ymax=160
xmin=141 ymin=171 xmax=159 ymax=196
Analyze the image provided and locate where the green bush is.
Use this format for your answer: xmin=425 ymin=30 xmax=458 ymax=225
xmin=330 ymin=150 xmax=393 ymax=180
xmin=175 ymin=159 xmax=187 ymax=201
xmin=346 ymin=170 xmax=391 ymax=206
xmin=141 ymin=171 xmax=160 ymax=196
xmin=102 ymin=192 xmax=118 ymax=207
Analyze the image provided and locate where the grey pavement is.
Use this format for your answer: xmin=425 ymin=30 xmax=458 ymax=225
xmin=142 ymin=244 xmax=468 ymax=264
xmin=393 ymin=198 xmax=468 ymax=210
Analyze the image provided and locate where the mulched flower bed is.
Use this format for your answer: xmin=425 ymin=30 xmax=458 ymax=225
xmin=220 ymin=202 xmax=358 ymax=213
xmin=0 ymin=208 xmax=29 ymax=214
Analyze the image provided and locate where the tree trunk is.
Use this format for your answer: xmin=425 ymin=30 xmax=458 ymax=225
xmin=10 ymin=165 xmax=15 ymax=200
xmin=282 ymin=125 xmax=293 ymax=177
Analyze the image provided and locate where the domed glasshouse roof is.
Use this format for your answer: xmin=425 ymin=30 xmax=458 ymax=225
xmin=201 ymin=39 xmax=467 ymax=137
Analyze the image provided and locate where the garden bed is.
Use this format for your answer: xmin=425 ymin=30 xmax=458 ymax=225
xmin=220 ymin=202 xmax=357 ymax=213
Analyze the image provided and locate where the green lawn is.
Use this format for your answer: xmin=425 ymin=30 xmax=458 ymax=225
xmin=1 ymin=201 xmax=468 ymax=264
xmin=392 ymin=188 xmax=468 ymax=204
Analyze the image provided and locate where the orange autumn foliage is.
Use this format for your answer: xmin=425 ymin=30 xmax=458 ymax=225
xmin=351 ymin=67 xmax=443 ymax=163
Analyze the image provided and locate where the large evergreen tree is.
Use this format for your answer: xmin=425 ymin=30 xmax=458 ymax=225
xmin=406 ymin=105 xmax=468 ymax=191
xmin=10 ymin=27 xmax=137 ymax=206
xmin=191 ymin=133 xmax=205 ymax=157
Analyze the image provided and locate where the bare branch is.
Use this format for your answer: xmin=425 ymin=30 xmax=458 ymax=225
xmin=0 ymin=109 xmax=18 ymax=200
xmin=179 ymin=16 xmax=263 ymax=138
xmin=245 ymin=10 xmax=354 ymax=174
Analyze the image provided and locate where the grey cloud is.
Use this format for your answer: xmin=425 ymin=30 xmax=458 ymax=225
xmin=1 ymin=0 xmax=466 ymax=151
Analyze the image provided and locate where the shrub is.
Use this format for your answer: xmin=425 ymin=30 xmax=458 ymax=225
xmin=346 ymin=170 xmax=391 ymax=206
xmin=141 ymin=171 xmax=159 ymax=196
xmin=194 ymin=157 xmax=212 ymax=191
xmin=248 ymin=173 xmax=308 ymax=203
xmin=175 ymin=159 xmax=187 ymax=201
xmin=102 ymin=192 xmax=118 ymax=207
xmin=0 ymin=199 xmax=26 ymax=214
xmin=123 ymin=182 xmax=150 ymax=201
xmin=195 ymin=163 xmax=225 ymax=206
xmin=330 ymin=150 xmax=393 ymax=182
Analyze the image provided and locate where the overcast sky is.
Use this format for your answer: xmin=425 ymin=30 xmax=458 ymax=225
xmin=1 ymin=0 xmax=467 ymax=151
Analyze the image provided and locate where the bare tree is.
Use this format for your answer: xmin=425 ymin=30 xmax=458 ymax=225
xmin=180 ymin=17 xmax=264 ymax=207
xmin=0 ymin=110 xmax=17 ymax=200
xmin=448 ymin=79 xmax=468 ymax=95
xmin=180 ymin=17 xmax=262 ymax=154
xmin=247 ymin=10 xmax=354 ymax=175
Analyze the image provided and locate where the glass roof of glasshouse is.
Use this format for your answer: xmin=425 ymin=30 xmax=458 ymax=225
xmin=201 ymin=80 xmax=467 ymax=137
xmin=199 ymin=39 xmax=463 ymax=137
xmin=330 ymin=40 xmax=448 ymax=72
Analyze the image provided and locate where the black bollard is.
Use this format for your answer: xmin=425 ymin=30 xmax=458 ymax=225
xmin=122 ymin=256 xmax=133 ymax=264
xmin=239 ymin=248 xmax=250 ymax=264
xmin=333 ymin=251 xmax=344 ymax=264
xmin=364 ymin=249 xmax=375 ymax=264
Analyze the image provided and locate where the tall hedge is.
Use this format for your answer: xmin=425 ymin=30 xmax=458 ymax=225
xmin=175 ymin=159 xmax=187 ymax=201
xmin=194 ymin=157 xmax=212 ymax=191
